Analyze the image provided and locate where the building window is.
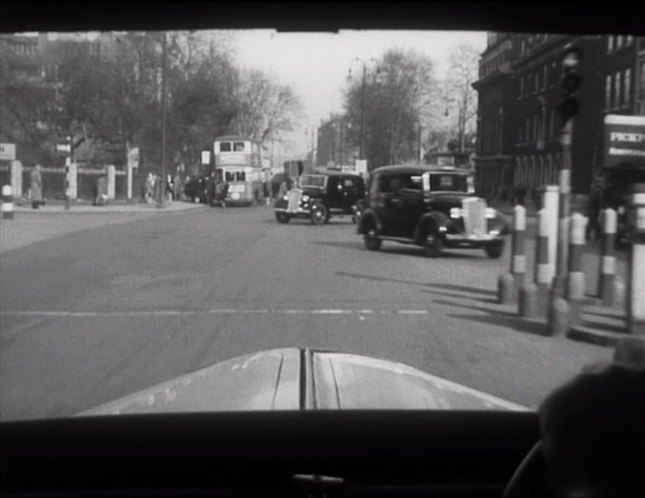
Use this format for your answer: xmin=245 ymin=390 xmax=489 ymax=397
xmin=614 ymin=71 xmax=621 ymax=108
xmin=551 ymin=61 xmax=557 ymax=85
xmin=616 ymin=35 xmax=624 ymax=50
xmin=543 ymin=66 xmax=548 ymax=89
xmin=624 ymin=68 xmax=632 ymax=105
xmin=608 ymin=35 xmax=614 ymax=52
xmin=605 ymin=74 xmax=612 ymax=110
xmin=550 ymin=109 xmax=555 ymax=140
xmin=626 ymin=35 xmax=633 ymax=46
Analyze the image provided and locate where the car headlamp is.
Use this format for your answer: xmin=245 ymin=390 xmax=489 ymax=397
xmin=302 ymin=194 xmax=310 ymax=202
xmin=450 ymin=207 xmax=462 ymax=219
xmin=283 ymin=195 xmax=289 ymax=201
xmin=485 ymin=208 xmax=497 ymax=219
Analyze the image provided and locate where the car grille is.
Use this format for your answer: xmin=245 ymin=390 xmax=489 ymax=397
xmin=462 ymin=198 xmax=487 ymax=236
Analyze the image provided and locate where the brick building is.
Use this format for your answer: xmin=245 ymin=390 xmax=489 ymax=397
xmin=473 ymin=33 xmax=644 ymax=199
xmin=316 ymin=114 xmax=357 ymax=168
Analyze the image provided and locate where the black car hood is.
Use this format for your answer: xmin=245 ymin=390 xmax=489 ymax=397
xmin=79 ymin=349 xmax=526 ymax=415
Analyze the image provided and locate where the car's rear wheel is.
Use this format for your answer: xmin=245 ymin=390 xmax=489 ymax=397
xmin=275 ymin=212 xmax=290 ymax=224
xmin=364 ymin=225 xmax=382 ymax=251
xmin=311 ymin=204 xmax=328 ymax=225
xmin=423 ymin=229 xmax=443 ymax=258
xmin=484 ymin=241 xmax=505 ymax=259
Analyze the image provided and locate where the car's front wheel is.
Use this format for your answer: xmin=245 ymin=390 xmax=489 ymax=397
xmin=311 ymin=204 xmax=328 ymax=225
xmin=275 ymin=212 xmax=290 ymax=224
xmin=364 ymin=225 xmax=382 ymax=251
xmin=484 ymin=241 xmax=505 ymax=259
xmin=423 ymin=230 xmax=443 ymax=258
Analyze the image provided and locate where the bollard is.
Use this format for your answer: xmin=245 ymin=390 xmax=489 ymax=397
xmin=567 ymin=213 xmax=588 ymax=326
xmin=549 ymin=296 xmax=570 ymax=336
xmin=511 ymin=204 xmax=527 ymax=296
xmin=614 ymin=276 xmax=626 ymax=309
xmin=2 ymin=185 xmax=14 ymax=219
xmin=599 ymin=208 xmax=618 ymax=306
xmin=542 ymin=185 xmax=560 ymax=284
xmin=534 ymin=210 xmax=550 ymax=317
xmin=519 ymin=281 xmax=539 ymax=318
xmin=627 ymin=184 xmax=645 ymax=336
xmin=64 ymin=163 xmax=70 ymax=210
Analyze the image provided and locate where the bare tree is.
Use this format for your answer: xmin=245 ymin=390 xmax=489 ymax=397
xmin=344 ymin=48 xmax=438 ymax=168
xmin=444 ymin=43 xmax=480 ymax=153
xmin=232 ymin=69 xmax=303 ymax=146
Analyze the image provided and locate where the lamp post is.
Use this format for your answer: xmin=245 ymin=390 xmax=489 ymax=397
xmin=348 ymin=58 xmax=378 ymax=161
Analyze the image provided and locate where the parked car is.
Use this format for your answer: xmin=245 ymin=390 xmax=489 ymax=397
xmin=356 ymin=165 xmax=510 ymax=258
xmin=274 ymin=171 xmax=365 ymax=225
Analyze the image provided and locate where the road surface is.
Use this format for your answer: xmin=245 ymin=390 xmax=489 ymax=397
xmin=1 ymin=206 xmax=611 ymax=420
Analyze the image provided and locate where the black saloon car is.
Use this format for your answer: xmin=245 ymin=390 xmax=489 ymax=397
xmin=357 ymin=165 xmax=510 ymax=258
xmin=274 ymin=171 xmax=366 ymax=225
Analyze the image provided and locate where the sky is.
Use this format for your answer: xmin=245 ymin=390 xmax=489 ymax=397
xmin=229 ymin=29 xmax=487 ymax=157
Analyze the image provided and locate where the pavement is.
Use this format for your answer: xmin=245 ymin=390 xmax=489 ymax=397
xmin=1 ymin=201 xmax=207 ymax=253
xmin=0 ymin=204 xmax=629 ymax=421
xmin=9 ymin=198 xmax=206 ymax=213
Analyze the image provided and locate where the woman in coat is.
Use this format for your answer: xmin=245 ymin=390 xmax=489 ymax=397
xmin=30 ymin=164 xmax=43 ymax=209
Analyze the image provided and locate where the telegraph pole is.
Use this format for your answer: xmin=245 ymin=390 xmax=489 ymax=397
xmin=157 ymin=31 xmax=168 ymax=209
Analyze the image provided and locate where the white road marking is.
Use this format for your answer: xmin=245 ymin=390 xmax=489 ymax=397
xmin=0 ymin=308 xmax=430 ymax=318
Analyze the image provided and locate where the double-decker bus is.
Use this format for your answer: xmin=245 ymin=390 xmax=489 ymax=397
xmin=213 ymin=136 xmax=264 ymax=206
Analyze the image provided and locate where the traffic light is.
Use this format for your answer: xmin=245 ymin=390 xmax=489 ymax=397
xmin=558 ymin=43 xmax=584 ymax=122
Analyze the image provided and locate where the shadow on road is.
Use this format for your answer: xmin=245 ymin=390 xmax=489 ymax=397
xmin=446 ymin=312 xmax=549 ymax=337
xmin=421 ymin=289 xmax=498 ymax=304
xmin=433 ymin=298 xmax=550 ymax=337
xmin=313 ymin=240 xmax=364 ymax=250
xmin=425 ymin=283 xmax=496 ymax=297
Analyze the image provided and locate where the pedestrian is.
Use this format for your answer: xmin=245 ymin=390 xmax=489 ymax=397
xmin=29 ymin=164 xmax=43 ymax=209
xmin=96 ymin=175 xmax=107 ymax=206
xmin=263 ymin=180 xmax=271 ymax=205
xmin=586 ymin=179 xmax=604 ymax=241
xmin=173 ymin=172 xmax=182 ymax=201
xmin=145 ymin=172 xmax=154 ymax=204
xmin=286 ymin=177 xmax=302 ymax=213
xmin=515 ymin=183 xmax=527 ymax=206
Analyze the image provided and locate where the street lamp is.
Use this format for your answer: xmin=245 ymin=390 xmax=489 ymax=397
xmin=348 ymin=58 xmax=378 ymax=162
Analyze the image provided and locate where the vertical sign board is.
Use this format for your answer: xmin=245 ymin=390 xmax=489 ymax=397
xmin=603 ymin=114 xmax=645 ymax=170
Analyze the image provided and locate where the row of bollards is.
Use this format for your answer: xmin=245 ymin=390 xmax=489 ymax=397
xmin=498 ymin=184 xmax=645 ymax=338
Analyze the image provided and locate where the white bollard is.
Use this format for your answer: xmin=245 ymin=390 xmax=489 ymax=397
xmin=542 ymin=185 xmax=560 ymax=284
xmin=2 ymin=185 xmax=14 ymax=219
xmin=627 ymin=185 xmax=645 ymax=336
xmin=534 ymin=209 xmax=551 ymax=317
xmin=567 ymin=213 xmax=588 ymax=325
xmin=107 ymin=165 xmax=116 ymax=200
xmin=10 ymin=160 xmax=23 ymax=199
xmin=599 ymin=208 xmax=618 ymax=306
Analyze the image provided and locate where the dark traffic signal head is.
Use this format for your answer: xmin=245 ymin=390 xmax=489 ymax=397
xmin=559 ymin=43 xmax=584 ymax=122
